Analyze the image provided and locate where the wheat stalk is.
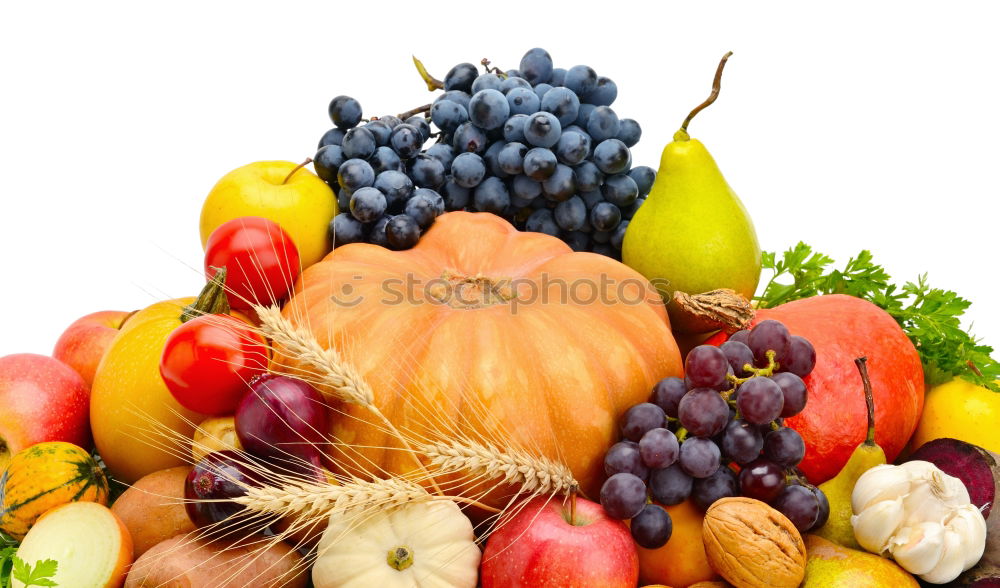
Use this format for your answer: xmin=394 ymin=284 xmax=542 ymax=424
xmin=420 ymin=438 xmax=578 ymax=497
xmin=255 ymin=305 xmax=374 ymax=407
xmin=254 ymin=304 xmax=448 ymax=496
xmin=234 ymin=475 xmax=435 ymax=519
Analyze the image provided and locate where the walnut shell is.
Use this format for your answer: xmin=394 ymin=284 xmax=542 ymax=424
xmin=702 ymin=497 xmax=806 ymax=588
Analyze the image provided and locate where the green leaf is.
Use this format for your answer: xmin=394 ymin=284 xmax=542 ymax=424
xmin=0 ymin=546 xmax=18 ymax=588
xmin=11 ymin=557 xmax=58 ymax=587
xmin=757 ymin=244 xmax=1000 ymax=390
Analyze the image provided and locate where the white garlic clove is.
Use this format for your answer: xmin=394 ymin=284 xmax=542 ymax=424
xmin=901 ymin=478 xmax=957 ymax=527
xmin=900 ymin=460 xmax=940 ymax=478
xmin=851 ymin=464 xmax=913 ymax=513
xmin=852 ymin=497 xmax=905 ymax=554
xmin=945 ymin=504 xmax=988 ymax=569
xmin=920 ymin=528 xmax=967 ymax=584
xmin=901 ymin=461 xmax=971 ymax=506
xmin=888 ymin=521 xmax=945 ymax=576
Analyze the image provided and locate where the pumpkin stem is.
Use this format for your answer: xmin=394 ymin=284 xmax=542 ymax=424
xmin=386 ymin=546 xmax=414 ymax=571
xmin=181 ymin=267 xmax=230 ymax=323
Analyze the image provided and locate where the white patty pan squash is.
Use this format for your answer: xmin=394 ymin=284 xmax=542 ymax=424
xmin=312 ymin=499 xmax=481 ymax=588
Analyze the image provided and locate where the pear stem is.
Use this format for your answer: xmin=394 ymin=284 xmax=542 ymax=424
xmin=282 ymin=158 xmax=312 ymax=185
xmin=679 ymin=51 xmax=734 ymax=134
xmin=855 ymin=357 xmax=877 ymax=446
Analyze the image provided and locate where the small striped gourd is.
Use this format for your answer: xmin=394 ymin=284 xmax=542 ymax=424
xmin=0 ymin=441 xmax=109 ymax=540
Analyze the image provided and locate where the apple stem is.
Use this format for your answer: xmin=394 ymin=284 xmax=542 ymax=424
xmin=282 ymin=158 xmax=312 ymax=185
xmin=967 ymin=360 xmax=985 ymax=378
xmin=181 ymin=266 xmax=231 ymax=322
xmin=854 ymin=357 xmax=877 ymax=446
xmin=395 ymin=103 xmax=432 ymax=120
xmin=678 ymin=51 xmax=734 ymax=137
xmin=569 ymin=485 xmax=578 ymax=526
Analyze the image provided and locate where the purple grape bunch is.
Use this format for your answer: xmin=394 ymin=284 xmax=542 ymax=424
xmin=599 ymin=319 xmax=829 ymax=545
xmin=315 ymin=48 xmax=654 ymax=256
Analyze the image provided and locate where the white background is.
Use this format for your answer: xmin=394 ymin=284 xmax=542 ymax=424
xmin=1 ymin=2 xmax=998 ymax=357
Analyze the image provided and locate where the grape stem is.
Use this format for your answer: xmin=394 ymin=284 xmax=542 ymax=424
xmin=411 ymin=56 xmax=444 ymax=91
xmin=395 ymin=104 xmax=432 ymax=120
xmin=675 ymin=427 xmax=689 ymax=443
xmin=282 ymin=158 xmax=313 ymax=185
xmin=480 ymin=58 xmax=508 ymax=78
xmin=678 ymin=51 xmax=734 ymax=135
xmin=726 ymin=350 xmax=779 ymax=387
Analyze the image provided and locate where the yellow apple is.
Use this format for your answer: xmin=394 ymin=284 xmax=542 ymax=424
xmin=200 ymin=161 xmax=337 ymax=269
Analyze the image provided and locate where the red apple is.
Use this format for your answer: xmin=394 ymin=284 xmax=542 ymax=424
xmin=53 ymin=310 xmax=131 ymax=389
xmin=481 ymin=496 xmax=639 ymax=588
xmin=0 ymin=354 xmax=90 ymax=469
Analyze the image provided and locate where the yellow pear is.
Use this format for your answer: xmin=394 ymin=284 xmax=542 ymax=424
xmin=802 ymin=535 xmax=919 ymax=587
xmin=814 ymin=357 xmax=886 ymax=549
xmin=623 ymin=53 xmax=760 ymax=309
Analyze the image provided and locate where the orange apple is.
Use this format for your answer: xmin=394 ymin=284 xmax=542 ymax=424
xmin=13 ymin=501 xmax=132 ymax=588
xmin=53 ymin=310 xmax=132 ymax=388
xmin=637 ymin=500 xmax=720 ymax=587
xmin=0 ymin=354 xmax=90 ymax=469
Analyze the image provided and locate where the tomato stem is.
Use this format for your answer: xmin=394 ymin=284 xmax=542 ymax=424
xmin=181 ymin=267 xmax=231 ymax=322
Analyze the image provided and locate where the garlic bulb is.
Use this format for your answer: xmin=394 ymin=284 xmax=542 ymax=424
xmin=850 ymin=460 xmax=987 ymax=584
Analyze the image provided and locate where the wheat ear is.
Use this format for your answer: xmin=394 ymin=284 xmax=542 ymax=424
xmin=419 ymin=438 xmax=579 ymax=497
xmin=234 ymin=475 xmax=433 ymax=519
xmin=254 ymin=304 xmax=445 ymax=496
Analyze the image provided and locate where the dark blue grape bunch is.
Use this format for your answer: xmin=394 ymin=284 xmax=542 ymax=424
xmin=314 ymin=48 xmax=656 ymax=255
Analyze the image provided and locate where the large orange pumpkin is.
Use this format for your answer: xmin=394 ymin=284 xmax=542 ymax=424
xmin=278 ymin=212 xmax=682 ymax=501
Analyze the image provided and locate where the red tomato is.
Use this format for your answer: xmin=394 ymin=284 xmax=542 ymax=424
xmin=159 ymin=314 xmax=269 ymax=415
xmin=204 ymin=216 xmax=301 ymax=311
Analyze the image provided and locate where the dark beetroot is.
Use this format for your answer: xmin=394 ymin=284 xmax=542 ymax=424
xmin=906 ymin=437 xmax=1000 ymax=518
xmin=235 ymin=374 xmax=330 ymax=474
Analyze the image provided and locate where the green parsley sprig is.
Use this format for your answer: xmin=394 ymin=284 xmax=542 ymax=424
xmin=756 ymin=242 xmax=999 ymax=391
xmin=0 ymin=533 xmax=58 ymax=588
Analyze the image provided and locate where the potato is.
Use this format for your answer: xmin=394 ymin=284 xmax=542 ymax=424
xmin=110 ymin=466 xmax=195 ymax=557
xmin=125 ymin=533 xmax=307 ymax=588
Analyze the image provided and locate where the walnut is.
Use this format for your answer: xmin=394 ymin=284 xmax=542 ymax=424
xmin=702 ymin=497 xmax=806 ymax=588
xmin=670 ymin=289 xmax=755 ymax=335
